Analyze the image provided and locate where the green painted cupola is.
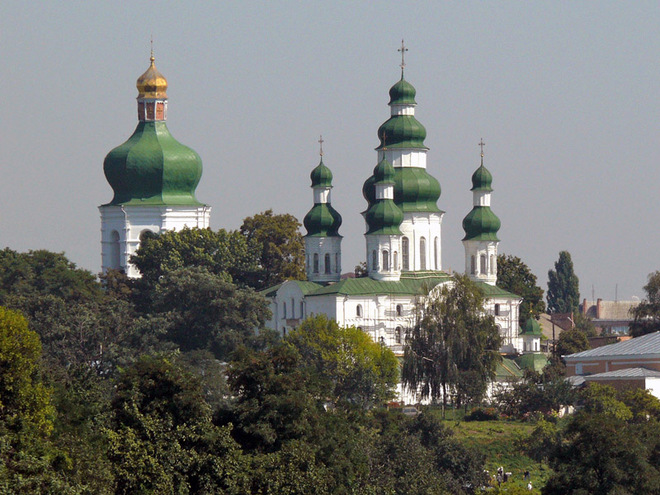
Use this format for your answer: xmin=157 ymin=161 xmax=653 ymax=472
xmin=102 ymin=54 xmax=205 ymax=207
xmin=304 ymin=157 xmax=342 ymax=237
xmin=462 ymin=154 xmax=500 ymax=242
xmin=364 ymin=158 xmax=403 ymax=235
xmin=520 ymin=315 xmax=543 ymax=336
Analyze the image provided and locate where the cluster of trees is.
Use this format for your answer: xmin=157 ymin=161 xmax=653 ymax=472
xmin=0 ymin=235 xmax=495 ymax=493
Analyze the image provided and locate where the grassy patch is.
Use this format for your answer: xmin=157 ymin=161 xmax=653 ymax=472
xmin=445 ymin=416 xmax=552 ymax=491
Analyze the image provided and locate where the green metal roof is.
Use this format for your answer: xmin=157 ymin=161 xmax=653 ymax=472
xmin=364 ymin=200 xmax=403 ymax=235
xmin=310 ymin=159 xmax=333 ymax=188
xmin=260 ymin=280 xmax=323 ymax=298
xmin=474 ymin=282 xmax=521 ymax=299
xmin=520 ymin=316 xmax=543 ymax=336
xmin=308 ymin=271 xmax=452 ymax=297
xmin=496 ymin=358 xmax=524 ymax=380
xmin=389 ymin=77 xmax=417 ymax=105
xmin=471 ymin=162 xmax=493 ymax=192
xmin=462 ymin=206 xmax=501 ymax=241
xmin=515 ymin=353 xmax=549 ymax=373
xmin=304 ymin=203 xmax=342 ymax=237
xmin=103 ymin=121 xmax=204 ymax=206
xmin=363 ymin=167 xmax=441 ymax=214
xmin=376 ymin=115 xmax=428 ymax=150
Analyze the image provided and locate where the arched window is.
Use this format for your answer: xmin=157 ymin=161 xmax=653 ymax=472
xmin=291 ymin=298 xmax=295 ymax=318
xmin=490 ymin=255 xmax=495 ymax=275
xmin=300 ymin=301 xmax=304 ymax=318
xmin=419 ymin=237 xmax=426 ymax=270
xmin=434 ymin=237 xmax=439 ymax=270
xmin=109 ymin=230 xmax=120 ymax=270
xmin=402 ymin=237 xmax=409 ymax=270
xmin=382 ymin=250 xmax=389 ymax=271
xmin=494 ymin=304 xmax=500 ymax=316
xmin=471 ymin=255 xmax=476 ymax=274
xmin=480 ymin=254 xmax=487 ymax=274
xmin=313 ymin=253 xmax=319 ymax=273
xmin=372 ymin=250 xmax=378 ymax=270
xmin=283 ymin=302 xmax=287 ymax=319
xmin=356 ymin=305 xmax=362 ymax=317
xmin=335 ymin=253 xmax=340 ymax=273
xmin=396 ymin=304 xmax=403 ymax=316
xmin=395 ymin=326 xmax=402 ymax=344
xmin=325 ymin=253 xmax=331 ymax=274
xmin=393 ymin=251 xmax=398 ymax=270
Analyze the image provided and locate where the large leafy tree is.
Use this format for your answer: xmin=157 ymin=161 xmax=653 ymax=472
xmin=240 ymin=209 xmax=306 ymax=290
xmin=286 ymin=314 xmax=399 ymax=409
xmin=107 ymin=354 xmax=246 ymax=494
xmin=149 ymin=266 xmax=271 ymax=360
xmin=547 ymin=250 xmax=580 ymax=314
xmin=402 ymin=275 xmax=502 ymax=414
xmin=630 ymin=271 xmax=660 ymax=337
xmin=496 ymin=253 xmax=545 ymax=324
xmin=130 ymin=227 xmax=261 ymax=288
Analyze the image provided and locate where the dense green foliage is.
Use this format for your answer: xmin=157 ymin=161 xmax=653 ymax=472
xmin=546 ymin=251 xmax=580 ymax=315
xmin=240 ymin=209 xmax=306 ymax=290
xmin=402 ymin=275 xmax=502 ymax=413
xmin=630 ymin=271 xmax=660 ymax=337
xmin=497 ymin=254 xmax=545 ymax=324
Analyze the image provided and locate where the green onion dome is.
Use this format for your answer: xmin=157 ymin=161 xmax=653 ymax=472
xmin=520 ymin=316 xmax=543 ymax=336
xmin=462 ymin=206 xmax=501 ymax=241
xmin=103 ymin=121 xmax=204 ymax=206
xmin=373 ymin=156 xmax=395 ymax=182
xmin=310 ymin=158 xmax=333 ymax=187
xmin=376 ymin=116 xmax=427 ymax=150
xmin=364 ymin=158 xmax=403 ymax=235
xmin=304 ymin=203 xmax=342 ymax=237
xmin=389 ymin=77 xmax=417 ymax=105
xmin=363 ymin=167 xmax=441 ymax=213
xmin=365 ymin=201 xmax=403 ymax=235
xmin=471 ymin=162 xmax=493 ymax=191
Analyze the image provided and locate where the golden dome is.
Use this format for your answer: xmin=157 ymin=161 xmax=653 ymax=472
xmin=136 ymin=55 xmax=168 ymax=99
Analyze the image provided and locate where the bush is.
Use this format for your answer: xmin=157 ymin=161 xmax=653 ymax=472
xmin=465 ymin=407 xmax=499 ymax=421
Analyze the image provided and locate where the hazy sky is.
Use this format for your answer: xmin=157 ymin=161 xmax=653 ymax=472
xmin=1 ymin=2 xmax=658 ymax=301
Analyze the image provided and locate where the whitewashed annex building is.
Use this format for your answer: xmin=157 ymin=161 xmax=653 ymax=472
xmin=264 ymin=55 xmax=541 ymax=362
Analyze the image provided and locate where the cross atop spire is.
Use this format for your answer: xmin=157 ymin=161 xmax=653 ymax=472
xmin=478 ymin=138 xmax=486 ymax=158
xmin=318 ymin=135 xmax=324 ymax=157
xmin=150 ymin=35 xmax=154 ymax=63
xmin=398 ymin=39 xmax=408 ymax=76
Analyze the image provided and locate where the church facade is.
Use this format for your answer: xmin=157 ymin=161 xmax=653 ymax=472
xmin=264 ymin=60 xmax=534 ymax=359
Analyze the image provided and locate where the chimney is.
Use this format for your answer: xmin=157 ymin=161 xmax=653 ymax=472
xmin=597 ymin=298 xmax=602 ymax=319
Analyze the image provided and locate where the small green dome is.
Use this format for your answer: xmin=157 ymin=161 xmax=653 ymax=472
xmin=373 ymin=157 xmax=395 ymax=183
xmin=304 ymin=203 xmax=342 ymax=237
xmin=365 ymin=200 xmax=403 ymax=235
xmin=310 ymin=159 xmax=333 ymax=187
xmin=389 ymin=77 xmax=417 ymax=105
xmin=103 ymin=121 xmax=203 ymax=206
xmin=462 ymin=206 xmax=501 ymax=241
xmin=516 ymin=353 xmax=549 ymax=373
xmin=471 ymin=163 xmax=493 ymax=191
xmin=521 ymin=316 xmax=543 ymax=336
xmin=377 ymin=116 xmax=427 ymax=150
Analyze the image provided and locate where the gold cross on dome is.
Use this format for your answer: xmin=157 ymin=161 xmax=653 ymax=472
xmin=478 ymin=138 xmax=486 ymax=157
xmin=318 ymin=135 xmax=324 ymax=156
xmin=398 ymin=39 xmax=408 ymax=72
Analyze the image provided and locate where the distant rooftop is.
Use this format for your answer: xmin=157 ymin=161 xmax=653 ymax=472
xmin=564 ymin=331 xmax=660 ymax=360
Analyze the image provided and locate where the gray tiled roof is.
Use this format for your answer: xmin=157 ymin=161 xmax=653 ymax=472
xmin=565 ymin=331 xmax=660 ymax=359
xmin=586 ymin=368 xmax=660 ymax=379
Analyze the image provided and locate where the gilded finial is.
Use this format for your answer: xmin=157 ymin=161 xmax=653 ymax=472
xmin=398 ymin=39 xmax=408 ymax=77
xmin=150 ymin=36 xmax=155 ymax=63
xmin=318 ymin=135 xmax=324 ymax=157
xmin=478 ymin=138 xmax=485 ymax=161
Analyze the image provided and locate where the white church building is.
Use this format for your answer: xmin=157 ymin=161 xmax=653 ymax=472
xmin=263 ymin=56 xmax=537 ymax=360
